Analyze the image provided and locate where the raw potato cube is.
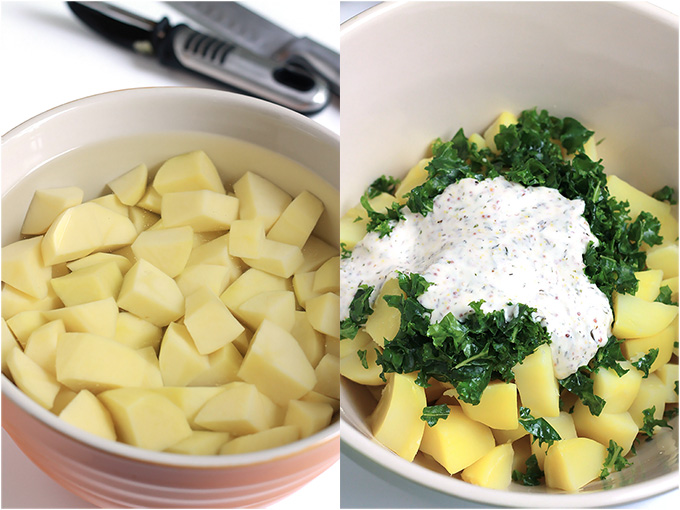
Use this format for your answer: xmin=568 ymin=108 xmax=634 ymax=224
xmin=513 ymin=344 xmax=560 ymax=418
xmin=531 ymin=412 xmax=577 ymax=470
xmin=136 ymin=346 xmax=163 ymax=388
xmin=45 ymin=297 xmax=119 ymax=338
xmin=186 ymin=233 xmax=243 ymax=280
xmin=292 ymin=311 xmax=326 ymax=367
xmin=628 ymin=373 xmax=667 ymax=429
xmin=370 ymin=372 xmax=427 ymax=462
xmin=292 ymin=271 xmax=322 ymax=309
xmin=656 ymin=363 xmax=679 ymax=403
xmin=572 ymin=401 xmax=638 ymax=456
xmin=24 ymin=319 xmax=65 ymax=375
xmin=1 ymin=319 xmax=20 ymax=378
xmin=313 ymin=353 xmax=339 ymax=399
xmin=107 ymin=163 xmax=148 ymax=206
xmin=152 ymin=150 xmax=225 ymax=195
xmin=621 ymin=319 xmax=676 ymax=372
xmin=21 ymin=186 xmax=84 ymax=235
xmin=305 ymin=292 xmax=340 ymax=337
xmin=137 ymin=186 xmax=162 ymax=213
xmin=592 ymin=361 xmax=643 ymax=413
xmin=612 ymin=291 xmax=678 ymax=338
xmin=233 ymin=171 xmax=292 ymax=230
xmin=175 ymin=264 xmax=231 ymax=297
xmin=56 ymin=332 xmax=149 ymax=392
xmin=300 ymin=390 xmax=339 ymax=413
xmin=297 ymin=235 xmax=337 ymax=273
xmin=633 ymin=270 xmax=664 ymax=301
xmin=7 ymin=311 xmax=48 ymax=348
xmin=7 ymin=347 xmax=61 ymax=409
xmin=1 ymin=284 xmax=62 ymax=321
xmin=220 ymin=268 xmax=289 ymax=317
xmin=114 ymin=312 xmax=162 ymax=351
xmin=117 ymin=259 xmax=185 ymax=327
xmin=51 ymin=386 xmax=78 ymax=415
xmin=59 ymin=389 xmax=116 ymax=440
xmin=90 ymin=194 xmax=129 ymax=217
xmin=267 ymin=190 xmax=324 ymax=248
xmin=313 ymin=256 xmax=340 ymax=294
xmin=131 ymin=226 xmax=193 ymax=278
xmin=238 ymin=290 xmax=296 ymax=332
xmin=50 ymin=261 xmax=123 ymax=307
xmin=483 ymin=111 xmax=518 ymax=153
xmin=188 ymin=342 xmax=242 ymax=386
xmin=238 ymin=319 xmax=317 ymax=406
xmin=219 ymin=425 xmax=299 ymax=455
xmin=420 ymin=405 xmax=495 ymax=474
xmin=457 ymin=381 xmax=518 ymax=430
xmin=158 ymin=322 xmax=210 ymax=386
xmin=393 ymin=158 xmax=431 ymax=203
xmin=184 ymin=287 xmax=244 ymax=355
xmin=193 ymin=381 xmax=280 ymax=435
xmin=228 ymin=218 xmax=266 ymax=258
xmin=129 ymin=206 xmax=160 ymax=234
xmin=461 ymin=443 xmax=514 ymax=489
xmin=161 ymin=190 xmax=239 ymax=232
xmin=66 ymin=252 xmax=132 ymax=275
xmin=645 ymin=244 xmax=679 ymax=278
xmin=98 ymin=388 xmax=192 ymax=451
xmin=2 ymin=236 xmax=52 ymax=299
xmin=544 ymin=437 xmax=607 ymax=492
xmin=166 ymin=431 xmax=231 ymax=455
xmin=284 ymin=400 xmax=333 ymax=438
xmin=150 ymin=386 xmax=225 ymax=429
xmin=41 ymin=202 xmax=137 ymax=265
xmin=364 ymin=278 xmax=404 ymax=348
xmin=606 ymin=175 xmax=672 ymax=227
xmin=241 ymin=239 xmax=304 ymax=278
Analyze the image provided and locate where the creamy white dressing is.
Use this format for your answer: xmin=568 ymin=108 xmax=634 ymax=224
xmin=340 ymin=176 xmax=613 ymax=379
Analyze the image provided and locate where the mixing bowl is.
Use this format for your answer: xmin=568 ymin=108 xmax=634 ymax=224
xmin=340 ymin=1 xmax=678 ymax=507
xmin=2 ymin=87 xmax=339 ymax=508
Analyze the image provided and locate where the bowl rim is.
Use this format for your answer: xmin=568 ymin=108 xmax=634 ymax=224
xmin=1 ymin=86 xmax=340 ymax=468
xmin=339 ymin=0 xmax=678 ymax=506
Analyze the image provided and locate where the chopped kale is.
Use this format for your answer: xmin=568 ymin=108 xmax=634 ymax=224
xmin=340 ymin=284 xmax=374 ymax=340
xmin=420 ymin=404 xmax=451 ymax=427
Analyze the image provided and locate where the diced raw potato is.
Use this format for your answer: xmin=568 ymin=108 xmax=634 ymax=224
xmin=117 ymin=259 xmax=185 ymax=327
xmin=544 ymin=437 xmax=607 ymax=492
xmin=131 ymin=226 xmax=193 ymax=278
xmin=233 ymin=171 xmax=292 ymax=230
xmin=612 ymin=291 xmax=677 ymax=339
xmin=150 ymin=386 xmax=225 ymax=429
xmin=184 ymin=287 xmax=244 ymax=355
xmin=66 ymin=252 xmax=132 ymax=275
xmin=157 ymin=322 xmax=210 ymax=386
xmin=56 ymin=332 xmax=149 ymax=392
xmin=51 ymin=261 xmax=123 ymax=307
xmin=572 ymin=402 xmax=638 ymax=457
xmin=166 ymin=431 xmax=231 ymax=455
xmin=129 ymin=206 xmax=160 ymax=234
xmin=313 ymin=256 xmax=340 ymax=294
xmin=306 ymin=292 xmax=340 ymax=337
xmin=645 ymin=243 xmax=679 ymax=278
xmin=152 ymin=150 xmax=225 ymax=195
xmin=107 ymin=163 xmax=148 ymax=206
xmin=45 ymin=297 xmax=119 ymax=338
xmin=241 ymin=239 xmax=304 ymax=278
xmin=220 ymin=268 xmax=289 ymax=316
xmin=219 ymin=425 xmax=299 ymax=455
xmin=175 ymin=264 xmax=231 ymax=298
xmin=51 ymin=386 xmax=78 ymax=415
xmin=607 ymin=175 xmax=672 ymax=226
xmin=621 ymin=319 xmax=676 ymax=373
xmin=284 ymin=400 xmax=333 ymax=438
xmin=492 ymin=422 xmax=528 ymax=445
xmin=513 ymin=344 xmax=560 ymax=418
xmin=468 ymin=133 xmax=488 ymax=150
xmin=370 ymin=372 xmax=426 ymax=461
xmin=114 ymin=312 xmax=162 ymax=351
xmin=98 ymin=388 xmax=192 ymax=451
xmin=633 ymin=270 xmax=663 ymax=301
xmin=531 ymin=412 xmax=577 ymax=470
xmin=291 ymin=311 xmax=325 ymax=366
xmin=193 ymin=381 xmax=280 ymax=435
xmin=656 ymin=363 xmax=679 ymax=403
xmin=237 ymin=290 xmax=296 ymax=332
xmin=1 ymin=319 xmax=20 ymax=378
xmin=230 ymin=327 xmax=251 ymax=357
xmin=340 ymin=339 xmax=384 ymax=386
xmin=300 ymin=390 xmax=339 ymax=413
xmin=7 ymin=311 xmax=48 ymax=348
xmin=51 ymin=263 xmax=71 ymax=278
xmin=41 ymin=202 xmax=137 ymax=265
xmin=161 ymin=190 xmax=239 ymax=232
xmin=137 ymin=186 xmax=162 ymax=213
xmin=420 ymin=405 xmax=495 ymax=474
xmin=188 ymin=342 xmax=242 ymax=386
xmin=90 ymin=194 xmax=129 ymax=217
xmin=292 ymin=271 xmax=323 ymax=309
xmin=2 ymin=236 xmax=52 ymax=299
xmin=592 ymin=361 xmax=643 ymax=413
xmin=628 ymin=373 xmax=667 ymax=429
xmin=238 ymin=319 xmax=317 ymax=405
xmin=457 ymin=381 xmax=518 ymax=430
xmin=483 ymin=111 xmax=518 ymax=153
xmin=394 ymin=158 xmax=431 ymax=203
xmin=186 ymin=233 xmax=243 ymax=280
xmin=267 ymin=190 xmax=324 ymax=248
xmin=461 ymin=443 xmax=514 ymax=490
xmin=21 ymin=186 xmax=84 ymax=235
xmin=1 ymin=284 xmax=62 ymax=321
xmin=24 ymin=319 xmax=65 ymax=375
xmin=228 ymin=218 xmax=266 ymax=258
xmin=7 ymin=347 xmax=61 ymax=409
xmin=364 ymin=278 xmax=404 ymax=348
xmin=313 ymin=353 xmax=339 ymax=399
xmin=59 ymin=389 xmax=117 ymax=440
xmin=136 ymin=346 xmax=163 ymax=388
xmin=297 ymin=235 xmax=337 ymax=273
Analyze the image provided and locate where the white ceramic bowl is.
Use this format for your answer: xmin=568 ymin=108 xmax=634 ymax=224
xmin=2 ymin=87 xmax=339 ymax=508
xmin=340 ymin=2 xmax=678 ymax=507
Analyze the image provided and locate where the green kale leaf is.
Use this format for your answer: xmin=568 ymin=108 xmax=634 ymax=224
xmin=640 ymin=406 xmax=673 ymax=438
xmin=518 ymin=407 xmax=561 ymax=448
xmin=340 ymin=284 xmax=374 ymax=340
xmin=512 ymin=454 xmax=544 ymax=486
xmin=600 ymin=439 xmax=631 ymax=479
xmin=420 ymin=404 xmax=451 ymax=427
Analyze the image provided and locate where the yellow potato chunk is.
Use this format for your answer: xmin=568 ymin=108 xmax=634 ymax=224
xmin=572 ymin=401 xmax=638 ymax=456
xmin=340 ymin=337 xmax=384 ymax=386
xmin=7 ymin=347 xmax=61 ymax=409
xmin=228 ymin=218 xmax=266 ymax=258
xmin=220 ymin=268 xmax=289 ymax=317
xmin=371 ymin=372 xmax=426 ymax=462
xmin=1 ymin=319 xmax=20 ymax=378
xmin=267 ymin=190 xmax=325 ymax=248
xmin=492 ymin=422 xmax=528 ymax=445
xmin=175 ymin=264 xmax=231 ymax=298
xmin=188 ymin=342 xmax=242 ymax=386
xmin=305 ymin=292 xmax=340 ymax=337
xmin=339 ymin=193 xmax=397 ymax=250
xmin=621 ymin=319 xmax=676 ymax=373
xmin=364 ymin=278 xmax=403 ymax=348
xmin=284 ymin=400 xmax=334 ymax=438
xmin=544 ymin=437 xmax=607 ymax=492
xmin=131 ymin=226 xmax=193 ymax=278
xmin=90 ymin=193 xmax=129 ymax=217
xmin=24 ymin=319 xmax=65 ymax=375
xmin=291 ymin=310 xmax=325 ymax=366
xmin=98 ymin=388 xmax=192 ymax=451
xmin=661 ymin=276 xmax=679 ymax=302
xmin=184 ymin=287 xmax=245 ymax=355
xmin=457 ymin=381 xmax=519 ymax=430
xmin=50 ymin=261 xmax=123 ymax=307
xmin=1 ymin=284 xmax=61 ymax=321
xmin=129 ymin=206 xmax=160 ymax=234
xmin=157 ymin=322 xmax=210 ymax=386
xmin=107 ymin=163 xmax=148 ymax=206
xmin=21 ymin=186 xmax=84 ymax=235
xmin=113 ymin=312 xmax=162 ymax=351
xmin=238 ymin=319 xmax=317 ymax=405
xmin=313 ymin=353 xmax=339 ymax=399
xmin=483 ymin=111 xmax=518 ymax=153
xmin=633 ymin=269 xmax=663 ymax=301
xmin=233 ymin=171 xmax=292 ymax=230
xmin=45 ymin=297 xmax=119 ymax=338
xmin=2 ymin=236 xmax=52 ymax=299
xmin=117 ymin=259 xmax=185 ymax=327
xmin=656 ymin=363 xmax=679 ymax=403
xmin=513 ymin=344 xmax=560 ymax=418
xmin=137 ymin=185 xmax=162 ymax=214
xmin=186 ymin=233 xmax=243 ymax=280
xmin=237 ymin=290 xmax=296 ymax=332
xmin=313 ymin=256 xmax=340 ymax=294
xmin=166 ymin=431 xmax=231 ymax=455
xmin=607 ymin=175 xmax=671 ymax=225
xmin=66 ymin=252 xmax=132 ymax=275
xmin=297 ymin=235 xmax=337 ymax=273
xmin=628 ymin=373 xmax=667 ymax=429
xmin=59 ymin=389 xmax=116 ymax=440
xmin=292 ymin=271 xmax=323 ymax=309
xmin=645 ymin=243 xmax=679 ymax=278
xmin=219 ymin=425 xmax=299 ymax=455
xmin=241 ymin=239 xmax=304 ymax=278
xmin=152 ymin=150 xmax=225 ymax=195
xmin=530 ymin=412 xmax=578 ymax=469
xmin=421 ymin=405 xmax=495 ymax=474
xmin=612 ymin=291 xmax=678 ymax=338
xmin=161 ymin=190 xmax=239 ymax=232
xmin=592 ymin=361 xmax=643 ymax=413
xmin=461 ymin=443 xmax=514 ymax=490
xmin=6 ymin=311 xmax=48 ymax=348
xmin=150 ymin=386 xmax=225 ymax=429
xmin=394 ymin=158 xmax=432 ymax=203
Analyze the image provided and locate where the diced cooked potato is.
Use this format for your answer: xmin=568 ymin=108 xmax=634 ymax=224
xmin=370 ymin=372 xmax=427 ymax=462
xmin=166 ymin=431 xmax=231 ymax=455
xmin=492 ymin=422 xmax=528 ymax=445
xmin=184 ymin=287 xmax=244 ymax=355
xmin=544 ymin=437 xmax=607 ymax=492
xmin=606 ymin=175 xmax=671 ymax=226
xmin=131 ymin=226 xmax=193 ymax=278
xmin=572 ymin=401 xmax=638 ymax=456
xmin=152 ymin=150 xmax=225 ymax=195
xmin=233 ymin=171 xmax=292 ymax=230
xmin=394 ymin=158 xmax=432 ymax=203
xmin=107 ymin=163 xmax=147 ymax=206
xmin=228 ymin=218 xmax=266 ymax=259
xmin=21 ymin=186 xmax=84 ymax=235
xmin=305 ymin=292 xmax=340 ymax=337
xmin=59 ymin=389 xmax=117 ymax=440
xmin=511 ymin=435 xmax=533 ymax=474
xmin=267 ymin=190 xmax=325 ymax=248
xmin=7 ymin=347 xmax=61 ymax=409
xmin=364 ymin=278 xmax=403 ymax=348
xmin=237 ymin=290 xmax=296 ymax=332
xmin=45 ymin=297 xmax=119 ymax=338
xmin=161 ymin=190 xmax=239 ymax=232
xmin=420 ymin=405 xmax=495 ymax=474
xmin=531 ymin=412 xmax=577 ymax=470
xmin=284 ymin=400 xmax=334 ymax=438
xmin=340 ymin=338 xmax=384 ymax=386
xmin=633 ymin=270 xmax=664 ymax=301
xmin=241 ymin=239 xmax=304 ymax=278
xmin=339 ymin=193 xmax=397 ymax=250
xmin=457 ymin=381 xmax=519 ymax=430
xmin=513 ymin=344 xmax=560 ymax=418
xmin=656 ymin=363 xmax=679 ymax=403
xmin=50 ymin=261 xmax=123 ymax=307
xmin=645 ymin=243 xmax=679 ymax=278
xmin=461 ymin=443 xmax=514 ymax=489
xmin=219 ymin=425 xmax=299 ymax=455
xmin=621 ymin=318 xmax=676 ymax=373
xmin=592 ymin=361 xmax=643 ymax=413
xmin=157 ymin=322 xmax=210 ymax=387
xmin=628 ymin=373 xmax=667 ymax=429
xmin=483 ymin=111 xmax=518 ymax=153
xmin=661 ymin=276 xmax=679 ymax=303
xmin=2 ymin=236 xmax=52 ymax=299
xmin=612 ymin=291 xmax=678 ymax=339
